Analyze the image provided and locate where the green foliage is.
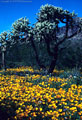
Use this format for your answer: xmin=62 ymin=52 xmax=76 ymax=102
xmin=0 ymin=32 xmax=8 ymax=52
xmin=37 ymin=4 xmax=76 ymax=22
xmin=9 ymin=17 xmax=31 ymax=45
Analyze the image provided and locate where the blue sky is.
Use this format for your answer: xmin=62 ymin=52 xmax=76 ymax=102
xmin=0 ymin=0 xmax=82 ymax=34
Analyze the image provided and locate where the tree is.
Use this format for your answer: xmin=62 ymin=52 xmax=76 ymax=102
xmin=9 ymin=17 xmax=45 ymax=69
xmin=33 ymin=4 xmax=81 ymax=73
xmin=2 ymin=5 xmax=81 ymax=72
xmin=0 ymin=32 xmax=10 ymax=70
xmin=8 ymin=17 xmax=30 ymax=44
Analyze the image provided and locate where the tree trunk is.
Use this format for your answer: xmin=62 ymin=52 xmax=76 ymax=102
xmin=48 ymin=55 xmax=58 ymax=73
xmin=2 ymin=52 xmax=5 ymax=70
xmin=48 ymin=46 xmax=58 ymax=73
xmin=30 ymin=38 xmax=45 ymax=69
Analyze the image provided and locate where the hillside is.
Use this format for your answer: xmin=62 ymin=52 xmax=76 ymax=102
xmin=57 ymin=17 xmax=82 ymax=68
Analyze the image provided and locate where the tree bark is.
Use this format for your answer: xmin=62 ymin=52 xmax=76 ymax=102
xmin=2 ymin=52 xmax=5 ymax=70
xmin=30 ymin=38 xmax=45 ymax=69
xmin=48 ymin=46 xmax=58 ymax=73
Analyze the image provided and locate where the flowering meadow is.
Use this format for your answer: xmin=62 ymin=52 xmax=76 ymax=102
xmin=0 ymin=66 xmax=82 ymax=120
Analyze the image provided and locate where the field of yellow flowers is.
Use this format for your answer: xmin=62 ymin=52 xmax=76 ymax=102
xmin=0 ymin=66 xmax=82 ymax=120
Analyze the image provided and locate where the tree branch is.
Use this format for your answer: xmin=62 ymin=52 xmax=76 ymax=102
xmin=67 ymin=26 xmax=81 ymax=39
xmin=45 ymin=40 xmax=54 ymax=56
xmin=30 ymin=36 xmax=45 ymax=69
xmin=57 ymin=26 xmax=81 ymax=46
